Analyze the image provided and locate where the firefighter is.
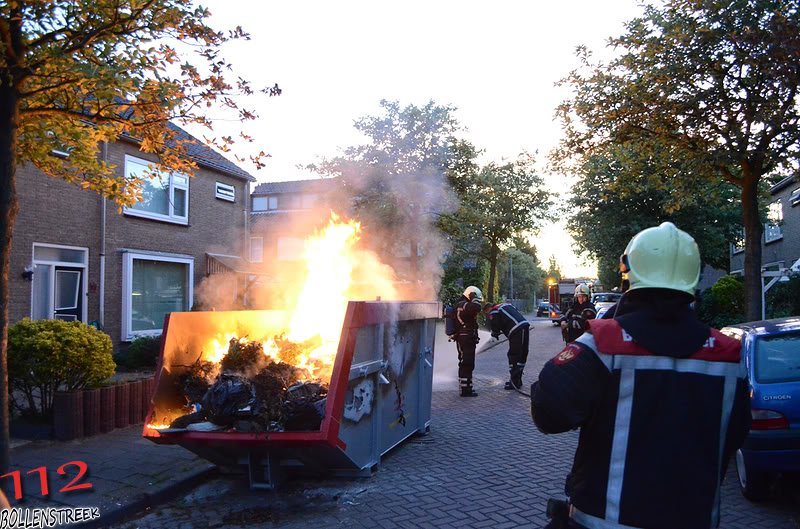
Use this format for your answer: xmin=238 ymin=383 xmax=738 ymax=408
xmin=559 ymin=284 xmax=596 ymax=343
xmin=530 ymin=222 xmax=750 ymax=529
xmin=454 ymin=285 xmax=482 ymax=397
xmin=483 ymin=301 xmax=530 ymax=390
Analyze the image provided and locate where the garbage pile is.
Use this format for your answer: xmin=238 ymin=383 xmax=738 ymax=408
xmin=161 ymin=337 xmax=328 ymax=433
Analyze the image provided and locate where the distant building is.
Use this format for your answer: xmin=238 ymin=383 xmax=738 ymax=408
xmin=730 ymin=174 xmax=800 ymax=275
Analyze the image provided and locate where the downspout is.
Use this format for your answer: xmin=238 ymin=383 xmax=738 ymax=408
xmin=99 ymin=141 xmax=107 ymax=328
xmin=243 ymin=181 xmax=250 ymax=306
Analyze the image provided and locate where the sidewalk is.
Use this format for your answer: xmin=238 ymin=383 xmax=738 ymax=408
xmin=6 ymin=426 xmax=215 ymax=528
xmin=2 ymin=318 xmax=516 ymax=529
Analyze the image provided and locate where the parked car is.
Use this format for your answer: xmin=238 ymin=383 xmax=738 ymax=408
xmin=591 ymin=292 xmax=622 ymax=310
xmin=595 ymin=305 xmax=612 ymax=319
xmin=720 ymin=317 xmax=800 ymax=501
xmin=536 ymin=301 xmax=550 ymax=317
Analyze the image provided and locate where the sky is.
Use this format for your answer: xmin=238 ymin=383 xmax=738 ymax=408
xmin=201 ymin=0 xmax=644 ymax=278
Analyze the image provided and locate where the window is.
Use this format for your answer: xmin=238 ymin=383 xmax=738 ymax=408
xmin=731 ymin=229 xmax=745 ymax=254
xmin=790 ymin=186 xmax=800 ymax=207
xmin=250 ymin=237 xmax=263 ymax=263
xmin=252 ymin=195 xmax=278 ymax=211
xmin=46 ymin=131 xmax=71 ymax=158
xmin=765 ymin=200 xmax=783 ymax=243
xmin=122 ymin=252 xmax=193 ymax=340
xmin=31 ymin=243 xmax=88 ymax=322
xmin=215 ymin=182 xmax=235 ymax=202
xmin=123 ymin=155 xmax=189 ymax=224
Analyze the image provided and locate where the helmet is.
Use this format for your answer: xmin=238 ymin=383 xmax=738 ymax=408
xmin=463 ymin=286 xmax=483 ymax=302
xmin=575 ymin=284 xmax=591 ymax=297
xmin=620 ymin=222 xmax=700 ymax=296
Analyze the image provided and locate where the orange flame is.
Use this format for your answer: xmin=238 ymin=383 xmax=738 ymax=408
xmin=206 ymin=213 xmax=398 ymax=383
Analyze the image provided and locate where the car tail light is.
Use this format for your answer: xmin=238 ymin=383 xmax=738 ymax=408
xmin=750 ymin=409 xmax=789 ymax=430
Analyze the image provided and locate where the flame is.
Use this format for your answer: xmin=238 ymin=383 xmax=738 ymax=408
xmin=195 ymin=212 xmax=398 ymax=384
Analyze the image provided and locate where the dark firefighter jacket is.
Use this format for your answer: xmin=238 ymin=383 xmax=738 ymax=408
xmin=487 ymin=303 xmax=530 ymax=338
xmin=455 ymin=295 xmax=481 ymax=336
xmin=562 ymin=299 xmax=597 ymax=342
xmin=531 ymin=310 xmax=750 ymax=529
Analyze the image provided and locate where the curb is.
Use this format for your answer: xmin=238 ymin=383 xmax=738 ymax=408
xmin=85 ymin=465 xmax=218 ymax=529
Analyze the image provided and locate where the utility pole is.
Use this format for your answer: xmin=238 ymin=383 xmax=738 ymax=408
xmin=509 ymin=254 xmax=514 ymax=302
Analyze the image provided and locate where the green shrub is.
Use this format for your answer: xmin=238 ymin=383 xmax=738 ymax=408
xmin=8 ymin=318 xmax=115 ymax=416
xmin=118 ymin=335 xmax=162 ymax=369
xmin=765 ymin=275 xmax=800 ymax=319
xmin=696 ymin=275 xmax=745 ymax=328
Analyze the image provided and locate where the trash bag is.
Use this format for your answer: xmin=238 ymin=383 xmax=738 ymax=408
xmin=282 ymin=382 xmax=327 ymax=431
xmin=169 ymin=410 xmax=207 ymax=429
xmin=201 ymin=374 xmax=259 ymax=426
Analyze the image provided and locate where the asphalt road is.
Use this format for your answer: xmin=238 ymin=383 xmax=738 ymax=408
xmin=113 ymin=319 xmax=800 ymax=529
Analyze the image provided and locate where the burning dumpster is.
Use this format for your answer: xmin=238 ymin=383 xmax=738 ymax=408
xmin=143 ymin=300 xmax=439 ymax=489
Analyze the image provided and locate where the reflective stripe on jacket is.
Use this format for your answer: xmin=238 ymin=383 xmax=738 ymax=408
xmin=532 ymin=318 xmax=750 ymax=529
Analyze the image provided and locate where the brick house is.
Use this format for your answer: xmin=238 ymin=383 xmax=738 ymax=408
xmin=9 ymin=127 xmax=255 ymax=346
xmin=248 ymin=178 xmax=341 ymax=264
xmin=730 ymin=174 xmax=800 ymax=276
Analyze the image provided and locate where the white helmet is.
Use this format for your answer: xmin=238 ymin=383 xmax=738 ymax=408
xmin=575 ymin=284 xmax=591 ymax=297
xmin=621 ymin=222 xmax=700 ymax=296
xmin=463 ymin=286 xmax=483 ymax=302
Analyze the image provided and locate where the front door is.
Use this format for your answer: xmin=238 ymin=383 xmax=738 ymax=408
xmin=53 ymin=266 xmax=83 ymax=321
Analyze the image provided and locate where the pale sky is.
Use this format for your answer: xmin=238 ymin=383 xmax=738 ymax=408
xmin=202 ymin=0 xmax=643 ymax=277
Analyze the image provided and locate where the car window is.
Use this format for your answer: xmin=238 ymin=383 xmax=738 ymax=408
xmin=592 ymin=293 xmax=621 ymax=303
xmin=754 ymin=331 xmax=800 ymax=383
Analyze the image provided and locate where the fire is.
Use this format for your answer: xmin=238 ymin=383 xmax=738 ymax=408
xmin=207 ymin=213 xmax=398 ymax=383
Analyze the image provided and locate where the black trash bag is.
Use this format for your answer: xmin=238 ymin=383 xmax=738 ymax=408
xmin=201 ymin=374 xmax=259 ymax=426
xmin=169 ymin=410 xmax=207 ymax=429
xmin=282 ymin=383 xmax=327 ymax=431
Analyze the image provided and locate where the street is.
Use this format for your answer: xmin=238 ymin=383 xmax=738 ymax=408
xmin=113 ymin=319 xmax=800 ymax=529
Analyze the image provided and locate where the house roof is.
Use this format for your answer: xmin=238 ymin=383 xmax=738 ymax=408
xmin=172 ymin=124 xmax=255 ymax=182
xmin=252 ymin=177 xmax=339 ymax=195
xmin=119 ymin=123 xmax=255 ymax=182
xmin=770 ymin=174 xmax=798 ymax=194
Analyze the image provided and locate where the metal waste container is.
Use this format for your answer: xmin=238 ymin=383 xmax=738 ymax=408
xmin=143 ymin=300 xmax=439 ymax=488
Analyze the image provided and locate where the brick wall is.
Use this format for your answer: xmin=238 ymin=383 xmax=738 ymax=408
xmin=10 ymin=139 xmax=250 ymax=347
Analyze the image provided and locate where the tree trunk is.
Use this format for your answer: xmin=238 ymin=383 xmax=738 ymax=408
xmin=741 ymin=171 xmax=763 ymax=322
xmin=487 ymin=244 xmax=498 ymax=304
xmin=0 ymin=72 xmax=20 ymax=474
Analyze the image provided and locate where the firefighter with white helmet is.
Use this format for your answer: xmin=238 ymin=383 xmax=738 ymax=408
xmin=559 ymin=283 xmax=596 ymax=343
xmin=453 ymin=286 xmax=483 ymax=397
xmin=531 ymin=222 xmax=750 ymax=529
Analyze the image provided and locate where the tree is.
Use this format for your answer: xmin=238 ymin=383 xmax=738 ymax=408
xmin=0 ymin=1 xmax=276 ymax=473
xmin=567 ymin=143 xmax=743 ymax=290
xmin=497 ymin=247 xmax=546 ymax=302
xmin=554 ymin=0 xmax=800 ymax=321
xmin=312 ymin=100 xmax=477 ymax=284
xmin=546 ymin=255 xmax=562 ymax=283
xmin=443 ymin=153 xmax=550 ymax=303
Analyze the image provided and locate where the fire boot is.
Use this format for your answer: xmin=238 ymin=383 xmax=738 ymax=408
xmin=504 ymin=366 xmax=524 ymax=390
xmin=460 ymin=379 xmax=478 ymax=397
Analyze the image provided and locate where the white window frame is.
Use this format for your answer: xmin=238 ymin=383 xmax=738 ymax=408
xmin=249 ymin=237 xmax=264 ymax=263
xmin=30 ymin=243 xmax=88 ymax=322
xmin=790 ymin=186 xmax=800 ymax=207
xmin=121 ymin=251 xmax=194 ymax=341
xmin=215 ymin=182 xmax=235 ymax=202
xmin=123 ymin=155 xmax=189 ymax=225
xmin=764 ymin=199 xmax=783 ymax=243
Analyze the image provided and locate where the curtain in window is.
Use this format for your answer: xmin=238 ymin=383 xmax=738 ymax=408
xmin=131 ymin=259 xmax=188 ymax=331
